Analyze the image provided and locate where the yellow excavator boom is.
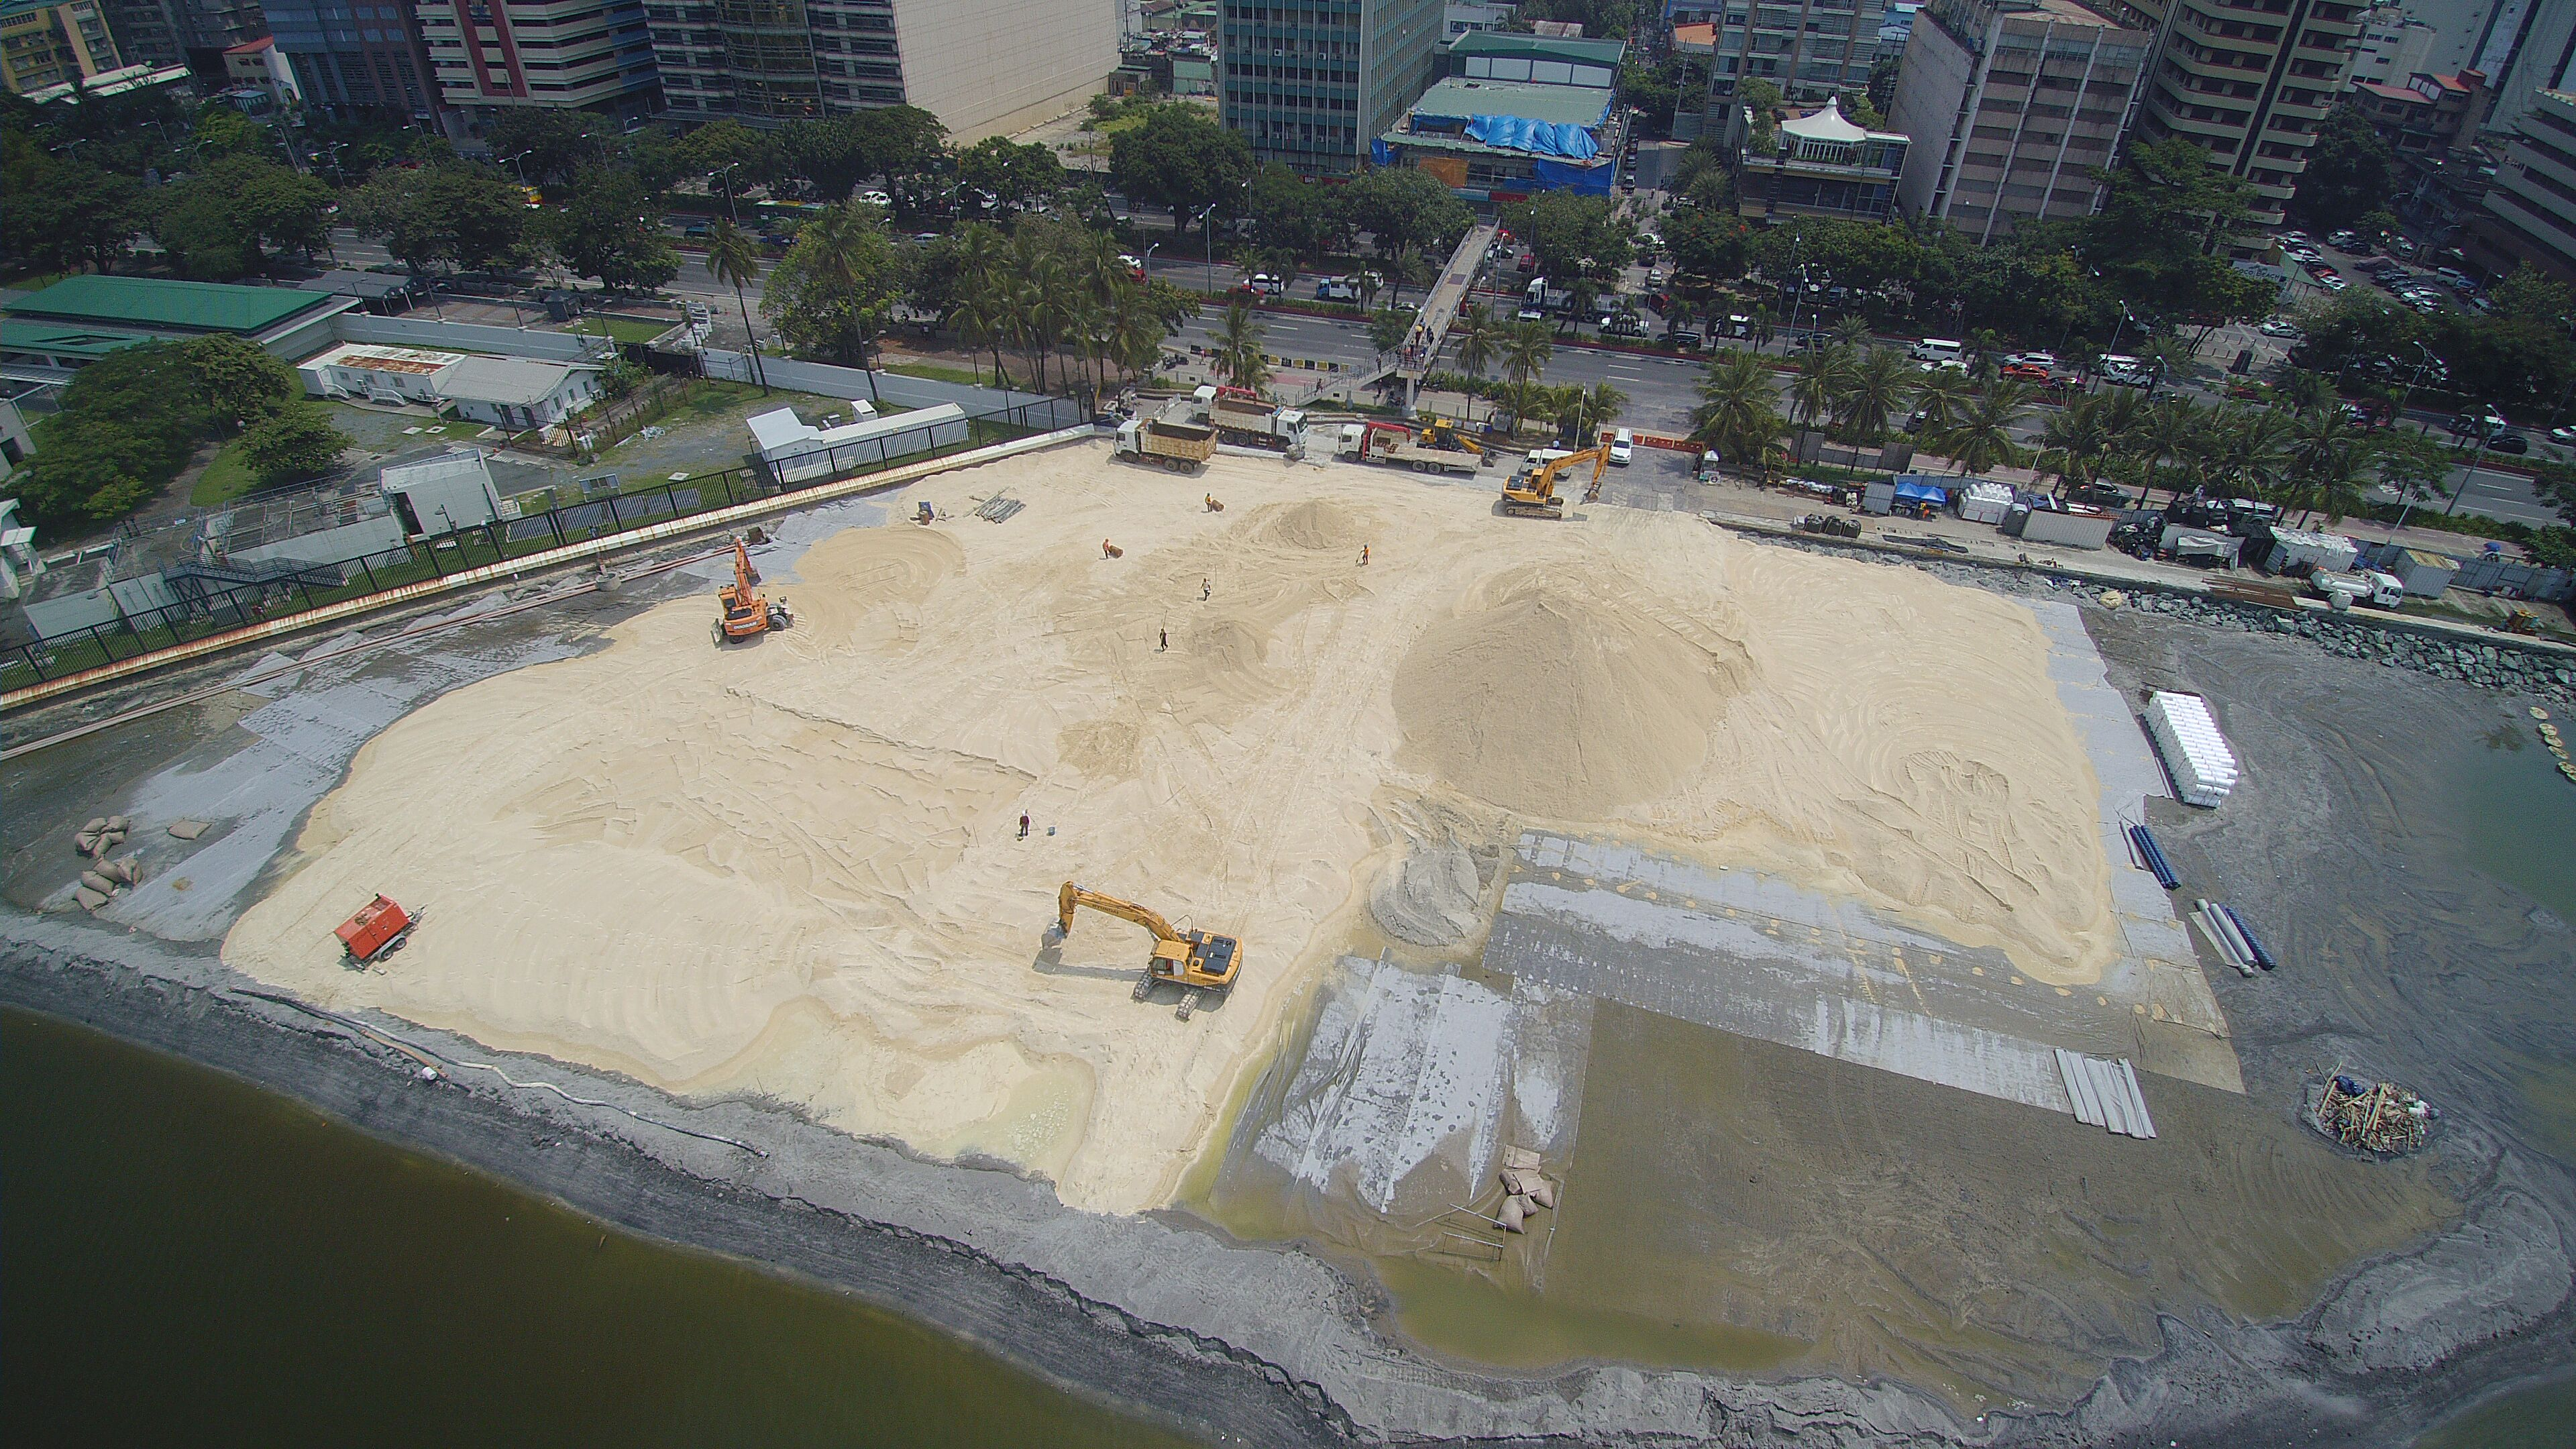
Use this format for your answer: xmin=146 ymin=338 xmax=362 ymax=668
xmin=1501 ymin=445 xmax=1608 ymax=514
xmin=1055 ymin=881 xmax=1244 ymax=1000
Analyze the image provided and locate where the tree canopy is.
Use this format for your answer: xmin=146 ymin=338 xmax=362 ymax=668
xmin=1340 ymin=164 xmax=1474 ymax=264
xmin=1109 ymin=104 xmax=1254 ymax=219
xmin=345 ymin=163 xmax=532 ymax=274
xmin=545 ymin=170 xmax=680 ymax=291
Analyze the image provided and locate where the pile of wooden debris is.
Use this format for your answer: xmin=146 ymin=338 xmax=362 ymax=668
xmin=2314 ymin=1073 xmax=2435 ymax=1156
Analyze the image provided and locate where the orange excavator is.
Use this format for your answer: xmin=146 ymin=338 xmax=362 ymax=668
xmin=713 ymin=537 xmax=792 ymax=645
xmin=1501 ymin=446 xmax=1608 ymax=516
xmin=1053 ymin=881 xmax=1242 ymax=1020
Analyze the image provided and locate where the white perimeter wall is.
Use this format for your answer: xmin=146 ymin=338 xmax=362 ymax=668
xmin=890 ymin=0 xmax=1118 ymax=142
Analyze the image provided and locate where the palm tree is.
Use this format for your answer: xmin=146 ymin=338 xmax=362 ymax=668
xmin=1831 ymin=313 xmax=1872 ymax=350
xmin=792 ymin=204 xmax=885 ymax=397
xmin=2297 ymin=433 xmax=2381 ymax=527
xmin=1936 ymin=379 xmax=2034 ymax=476
xmin=1692 ymin=347 xmax=1788 ymax=477
xmin=703 ymin=220 xmax=770 ymax=394
xmin=952 ymin=286 xmax=1012 ymax=386
xmin=1909 ymin=367 xmax=1974 ymax=443
xmin=1560 ymin=274 xmax=1599 ymax=337
xmin=2218 ymin=404 xmax=2294 ymax=504
xmin=1836 ymin=346 xmax=1909 ymax=443
xmin=1565 ymin=382 xmax=1628 ymax=448
xmin=2037 ymin=394 xmax=2115 ymax=497
xmin=2125 ymin=395 xmax=2201 ymax=506
xmin=1214 ymin=299 xmax=1271 ymax=394
xmin=1788 ymin=344 xmax=1845 ymax=458
xmin=1500 ymin=319 xmax=1554 ymax=429
xmin=1454 ymin=303 xmax=1497 ymax=424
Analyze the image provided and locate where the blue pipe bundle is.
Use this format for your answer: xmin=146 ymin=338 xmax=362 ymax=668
xmin=2129 ymin=825 xmax=2179 ymax=890
xmin=2219 ymin=905 xmax=2277 ymax=971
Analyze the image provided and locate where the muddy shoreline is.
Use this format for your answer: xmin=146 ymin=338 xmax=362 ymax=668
xmin=5 ymin=504 xmax=2573 ymax=1444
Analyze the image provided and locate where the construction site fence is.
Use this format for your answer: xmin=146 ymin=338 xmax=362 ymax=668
xmin=4 ymin=392 xmax=1088 ymax=692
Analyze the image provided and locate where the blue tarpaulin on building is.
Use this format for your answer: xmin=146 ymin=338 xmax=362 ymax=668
xmin=1460 ymin=114 xmax=1600 ymax=159
xmin=1530 ymin=158 xmax=1613 ymax=194
xmin=1371 ymin=138 xmax=1395 ymax=166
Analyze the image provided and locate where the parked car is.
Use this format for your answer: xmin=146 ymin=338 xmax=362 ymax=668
xmin=2551 ymin=424 xmax=2576 ymax=445
xmin=2000 ymin=362 xmax=2053 ymax=382
xmin=2003 ymin=351 xmax=2057 ymax=370
xmin=857 ymin=190 xmax=893 ymax=207
xmin=2489 ymin=431 xmax=2530 ymax=454
xmin=1666 ymin=327 xmax=1703 ymax=349
xmin=2257 ymin=319 xmax=2300 ymax=338
xmin=2320 ymin=276 xmax=2348 ymax=291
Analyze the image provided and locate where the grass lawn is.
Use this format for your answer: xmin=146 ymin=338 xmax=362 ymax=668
xmin=189 ymin=439 xmax=260 ymax=507
xmin=1096 ymin=111 xmax=1148 ymax=136
xmin=885 ymin=361 xmax=985 ymax=386
xmin=568 ymin=315 xmax=678 ymax=345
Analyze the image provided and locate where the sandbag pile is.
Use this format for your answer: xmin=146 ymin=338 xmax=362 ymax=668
xmin=1495 ymin=1146 xmax=1560 ymax=1234
xmin=70 ymin=815 xmax=144 ymax=912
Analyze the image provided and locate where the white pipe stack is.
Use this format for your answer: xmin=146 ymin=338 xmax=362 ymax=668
xmin=2145 ymin=691 xmax=2239 ymax=807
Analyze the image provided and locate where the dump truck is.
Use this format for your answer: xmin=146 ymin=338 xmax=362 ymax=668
xmin=1338 ymin=420 xmax=1489 ymax=476
xmin=1114 ymin=417 xmax=1218 ymax=472
xmin=1053 ymin=881 xmax=1242 ymax=1021
xmin=1192 ymin=384 xmax=1307 ymax=452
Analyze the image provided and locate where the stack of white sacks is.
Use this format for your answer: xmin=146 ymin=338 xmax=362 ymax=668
xmin=2145 ymin=691 xmax=2239 ymax=807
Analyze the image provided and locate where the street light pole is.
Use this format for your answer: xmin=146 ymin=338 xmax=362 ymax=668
xmin=2445 ymin=423 xmax=2495 ymax=516
xmin=712 ymin=165 xmax=741 ymax=225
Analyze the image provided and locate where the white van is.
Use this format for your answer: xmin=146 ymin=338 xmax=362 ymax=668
xmin=1910 ymin=337 xmax=1964 ymax=368
xmin=1608 ymin=427 xmax=1634 ymax=466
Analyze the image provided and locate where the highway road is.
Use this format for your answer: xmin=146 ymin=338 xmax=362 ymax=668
xmin=321 ymin=225 xmax=2564 ymax=530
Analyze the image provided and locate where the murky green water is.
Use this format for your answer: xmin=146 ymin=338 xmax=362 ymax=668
xmin=2415 ymin=1371 xmax=2576 ymax=1449
xmin=2453 ymin=716 xmax=2576 ymax=924
xmin=0 ymin=1008 xmax=1197 ymax=1448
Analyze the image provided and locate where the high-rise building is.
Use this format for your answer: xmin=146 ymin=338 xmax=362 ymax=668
xmin=2465 ymin=85 xmax=2576 ymax=282
xmin=1 ymin=0 xmax=121 ymax=93
xmin=1219 ymin=0 xmax=1444 ymax=175
xmin=2101 ymin=0 xmax=2369 ymax=231
xmin=262 ymin=0 xmax=441 ymax=117
xmin=1887 ymin=0 xmax=2150 ymax=242
xmin=99 ymin=0 xmax=182 ymax=66
xmin=412 ymin=0 xmax=659 ymax=117
xmin=2346 ymin=1 xmax=2433 ymax=89
xmin=1703 ymin=0 xmax=1890 ymax=114
xmin=649 ymin=0 xmax=1118 ymax=139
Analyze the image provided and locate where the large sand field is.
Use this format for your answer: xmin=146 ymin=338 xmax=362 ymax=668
xmin=223 ymin=444 xmax=2118 ymax=1213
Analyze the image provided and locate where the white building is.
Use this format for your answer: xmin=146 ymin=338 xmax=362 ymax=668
xmin=380 ymin=451 xmax=504 ymax=535
xmin=299 ymin=343 xmax=468 ymax=406
xmin=0 ymin=494 xmax=44 ymax=602
xmin=221 ymin=35 xmax=304 ymax=112
xmin=297 ymin=343 xmax=602 ymax=431
xmin=748 ymin=400 xmax=970 ymax=483
xmin=441 ymin=356 xmax=604 ymax=431
xmin=2350 ymin=3 xmax=2439 ymax=91
xmin=651 ymin=0 xmax=1119 ymax=141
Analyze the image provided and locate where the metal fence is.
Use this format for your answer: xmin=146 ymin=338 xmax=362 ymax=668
xmin=4 ymin=392 xmax=1087 ymax=691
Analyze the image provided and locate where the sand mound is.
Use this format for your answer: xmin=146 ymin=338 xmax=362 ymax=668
xmin=1393 ymin=582 xmax=1754 ymax=818
xmin=1254 ymin=498 xmax=1375 ymax=552
xmin=220 ymin=445 xmax=2126 ymax=1216
xmin=1369 ymin=841 xmax=1486 ymax=947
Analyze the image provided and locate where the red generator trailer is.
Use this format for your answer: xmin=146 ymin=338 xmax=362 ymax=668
xmin=335 ymin=895 xmax=416 ymax=964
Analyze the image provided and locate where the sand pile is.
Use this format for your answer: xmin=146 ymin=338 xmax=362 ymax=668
xmin=223 ymin=445 xmax=2119 ymax=1214
xmin=1393 ymin=578 xmax=1753 ymax=818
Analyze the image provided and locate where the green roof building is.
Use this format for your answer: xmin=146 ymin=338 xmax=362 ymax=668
xmin=1 ymin=275 xmax=356 ymax=379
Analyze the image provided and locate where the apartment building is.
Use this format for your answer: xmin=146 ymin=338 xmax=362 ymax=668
xmin=413 ymin=0 xmax=659 ymax=117
xmin=1888 ymin=0 xmax=2149 ymax=241
xmin=262 ymin=0 xmax=442 ymax=117
xmin=1 ymin=0 xmax=121 ymax=93
xmin=2465 ymin=87 xmax=2576 ymax=282
xmin=1703 ymin=0 xmax=1890 ymax=112
xmin=100 ymin=0 xmax=180 ymax=65
xmin=2346 ymin=2 xmax=2432 ymax=89
xmin=1220 ymin=0 xmax=1444 ymax=175
xmin=650 ymin=0 xmax=1117 ymax=139
xmin=2098 ymin=0 xmax=2367 ymax=231
xmin=1740 ymin=94 xmax=1910 ymax=220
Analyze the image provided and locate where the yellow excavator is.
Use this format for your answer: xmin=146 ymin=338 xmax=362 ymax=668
xmin=1501 ymin=446 xmax=1608 ymax=516
xmin=1054 ymin=882 xmax=1242 ymax=1020
xmin=1419 ymin=419 xmax=1485 ymax=455
xmin=713 ymin=537 xmax=792 ymax=645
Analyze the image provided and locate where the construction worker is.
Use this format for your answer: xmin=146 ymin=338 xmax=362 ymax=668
xmin=1360 ymin=544 xmax=1370 ymax=566
xmin=1103 ymin=539 xmax=1115 ymax=558
xmin=1201 ymin=578 xmax=1211 ymax=601
xmin=1019 ymin=812 xmax=1030 ymax=840
xmin=1159 ymin=627 xmax=1168 ymax=651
